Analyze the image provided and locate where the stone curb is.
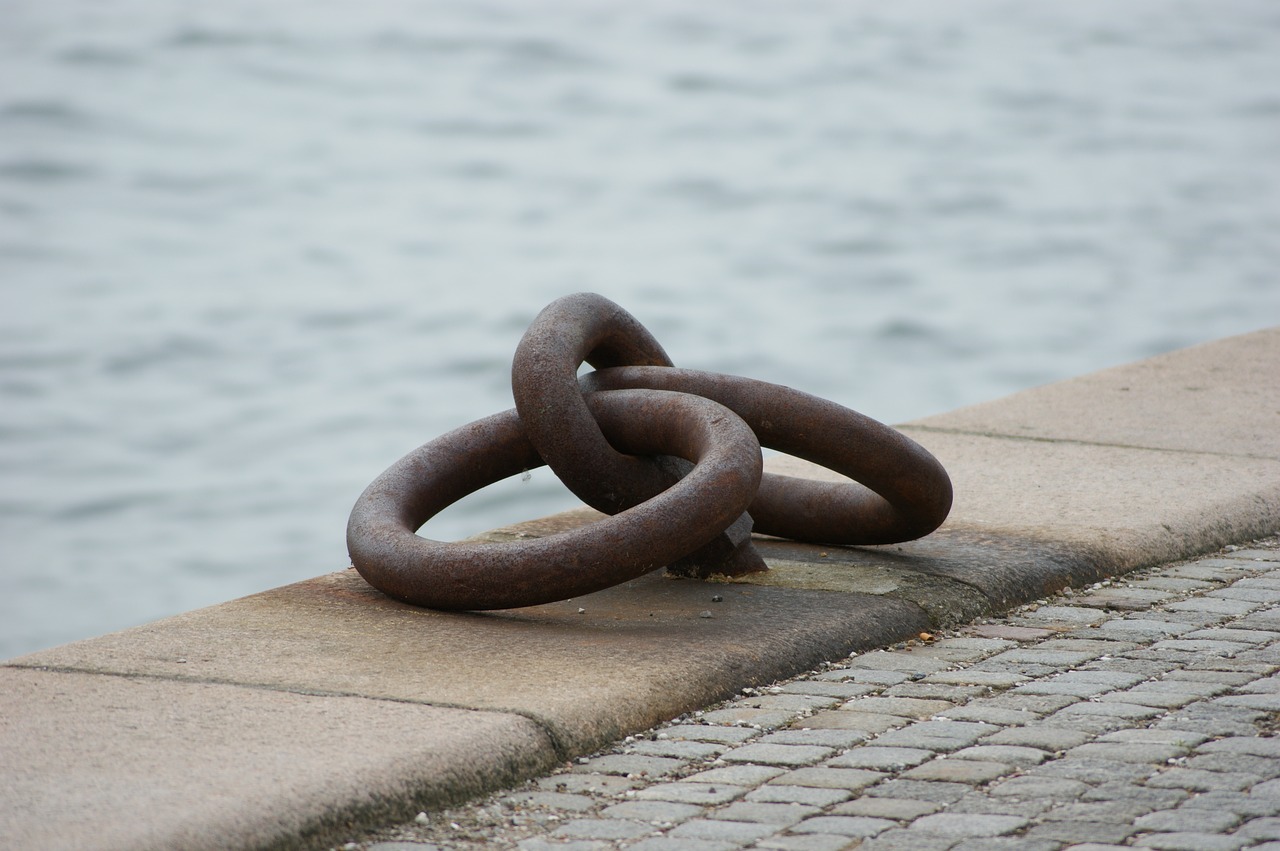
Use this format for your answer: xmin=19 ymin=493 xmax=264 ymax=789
xmin=3 ymin=327 xmax=1278 ymax=850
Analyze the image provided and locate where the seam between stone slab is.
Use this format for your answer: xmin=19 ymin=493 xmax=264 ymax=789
xmin=2 ymin=661 xmax=580 ymax=761
xmin=902 ymin=423 xmax=1279 ymax=461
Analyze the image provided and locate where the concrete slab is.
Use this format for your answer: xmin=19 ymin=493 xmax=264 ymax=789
xmin=9 ymin=569 xmax=931 ymax=756
xmin=906 ymin=327 xmax=1280 ymax=459
xmin=0 ymin=667 xmax=555 ymax=851
xmin=767 ymin=433 xmax=1280 ymax=577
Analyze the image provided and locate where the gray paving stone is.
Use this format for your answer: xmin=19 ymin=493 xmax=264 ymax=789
xmin=628 ymin=739 xmax=729 ymax=760
xmin=503 ymin=790 xmax=598 ymax=811
xmin=1215 ymin=693 xmax=1280 ymax=711
xmin=745 ymin=785 xmax=851 ymax=807
xmin=944 ymin=792 xmax=1054 ymax=817
xmin=1050 ymin=700 xmax=1166 ymax=721
xmin=1236 ymin=674 xmax=1280 ymax=693
xmin=856 ymin=828 xmax=960 ymax=850
xmin=948 ymin=744 xmax=1049 ymax=766
xmin=720 ymin=743 xmax=835 ymax=767
xmin=984 ymin=648 xmax=1105 ymax=667
xmin=1198 ymin=736 xmax=1280 ymax=758
xmin=1095 ymin=688 xmax=1205 ymax=709
xmin=709 ymin=801 xmax=818 ymax=826
xmin=635 ymin=782 xmax=748 ymax=805
xmin=949 ymin=839 xmax=1061 ymax=851
xmin=1130 ymin=577 xmax=1217 ymax=593
xmin=882 ymin=683 xmax=990 ymax=702
xmin=1184 ymin=753 xmax=1280 ymax=780
xmin=788 ymin=815 xmax=898 ymax=838
xmin=659 ymin=725 xmax=760 ymax=744
xmin=799 ymin=710 xmax=909 ymax=734
xmin=518 ymin=839 xmax=612 ymax=851
xmin=699 ymin=708 xmax=801 ymax=729
xmin=814 ymin=668 xmax=911 ymax=686
xmin=908 ymin=813 xmax=1028 ymax=837
xmin=1183 ymin=628 xmax=1280 ymax=644
xmin=845 ymin=652 xmax=955 ymax=675
xmin=1016 ymin=670 xmax=1147 ymax=696
xmin=667 ymin=818 xmax=776 ymax=842
xmin=831 ymin=796 xmax=942 ymax=820
xmin=825 ymin=746 xmax=934 ymax=771
xmin=1013 ymin=605 xmax=1110 ymax=626
xmin=1079 ymin=783 xmax=1189 ymax=807
xmin=1153 ymin=639 xmax=1256 ymax=654
xmin=982 ymin=725 xmax=1092 ymax=751
xmin=683 ymin=765 xmax=787 ymax=787
xmin=869 ymin=720 xmax=998 ymax=752
xmin=1130 ymin=832 xmax=1250 ymax=850
xmin=755 ymin=834 xmax=859 ymax=851
xmin=572 ymin=754 xmax=686 ymax=778
xmin=1135 ymin=809 xmax=1243 ymax=833
xmin=1146 ymin=768 xmax=1258 ymax=792
xmin=768 ymin=767 xmax=884 ymax=791
xmin=1095 ymin=728 xmax=1209 ymax=747
xmin=900 ymin=758 xmax=1012 ymax=784
xmin=912 ymin=638 xmax=1016 ymax=662
xmin=1067 ymin=741 xmax=1189 ymax=763
xmin=840 ymin=697 xmax=954 ymax=719
xmin=625 ymin=838 xmax=737 ymax=851
xmin=922 ymin=670 xmax=1029 ymax=688
xmin=600 ymin=800 xmax=703 ymax=824
xmin=1237 ymin=817 xmax=1280 ymax=840
xmin=1163 ymin=670 xmax=1260 ymax=686
xmin=863 ymin=779 xmax=972 ymax=803
xmin=552 ymin=818 xmax=654 ymax=840
xmin=731 ymin=694 xmax=843 ymax=713
xmin=1042 ymin=798 xmax=1170 ymax=823
xmin=1165 ymin=598 xmax=1262 ymax=615
xmin=779 ymin=681 xmax=880 ymax=699
xmin=981 ymin=692 xmax=1079 ymax=714
xmin=1029 ymin=757 xmax=1157 ymax=784
xmin=937 ymin=704 xmax=1040 ymax=726
xmin=1178 ymin=791 xmax=1280 ymax=816
xmin=1021 ymin=819 xmax=1139 ymax=844
xmin=987 ymin=774 xmax=1089 ymax=798
xmin=759 ymin=729 xmax=869 ymax=748
xmin=537 ymin=773 xmax=644 ymax=795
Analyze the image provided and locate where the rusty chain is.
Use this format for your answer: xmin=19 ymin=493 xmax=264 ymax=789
xmin=346 ymin=293 xmax=953 ymax=610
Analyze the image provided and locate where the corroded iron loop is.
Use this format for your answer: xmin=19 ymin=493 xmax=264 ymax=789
xmin=346 ymin=389 xmax=762 ymax=610
xmin=581 ymin=367 xmax=953 ymax=544
xmin=512 ymin=292 xmax=766 ymax=577
xmin=512 ymin=292 xmax=678 ymax=515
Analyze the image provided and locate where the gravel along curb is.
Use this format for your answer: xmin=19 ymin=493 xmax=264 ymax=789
xmin=333 ymin=536 xmax=1280 ymax=851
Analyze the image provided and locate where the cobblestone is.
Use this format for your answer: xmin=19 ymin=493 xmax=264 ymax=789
xmin=334 ymin=539 xmax=1280 ymax=851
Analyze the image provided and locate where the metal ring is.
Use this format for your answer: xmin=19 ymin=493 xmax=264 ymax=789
xmin=345 ymin=389 xmax=762 ymax=610
xmin=580 ymin=367 xmax=953 ymax=545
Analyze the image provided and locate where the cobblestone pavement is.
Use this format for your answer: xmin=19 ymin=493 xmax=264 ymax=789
xmin=335 ymin=537 xmax=1280 ymax=851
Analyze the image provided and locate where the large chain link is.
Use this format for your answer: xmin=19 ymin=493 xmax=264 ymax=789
xmin=347 ymin=293 xmax=952 ymax=610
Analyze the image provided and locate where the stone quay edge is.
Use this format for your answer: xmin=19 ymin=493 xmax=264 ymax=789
xmin=3 ymin=327 xmax=1278 ymax=850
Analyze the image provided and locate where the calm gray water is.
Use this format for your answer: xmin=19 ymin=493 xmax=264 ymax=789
xmin=3 ymin=0 xmax=1279 ymax=659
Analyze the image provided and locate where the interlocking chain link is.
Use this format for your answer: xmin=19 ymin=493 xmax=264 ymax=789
xmin=347 ymin=293 xmax=952 ymax=610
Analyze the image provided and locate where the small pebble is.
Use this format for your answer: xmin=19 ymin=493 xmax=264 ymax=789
xmin=699 ymin=610 xmax=713 ymax=618
xmin=711 ymin=594 xmax=724 ymax=602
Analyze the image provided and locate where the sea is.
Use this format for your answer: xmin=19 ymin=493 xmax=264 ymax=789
xmin=3 ymin=0 xmax=1279 ymax=659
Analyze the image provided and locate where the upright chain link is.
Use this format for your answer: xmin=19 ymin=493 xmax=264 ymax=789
xmin=347 ymin=293 xmax=952 ymax=610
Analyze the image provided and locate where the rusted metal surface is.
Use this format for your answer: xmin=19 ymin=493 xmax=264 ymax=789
xmin=346 ymin=390 xmax=761 ymax=610
xmin=581 ymin=367 xmax=953 ymax=545
xmin=512 ymin=293 xmax=763 ymax=577
xmin=347 ymin=292 xmax=953 ymax=610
